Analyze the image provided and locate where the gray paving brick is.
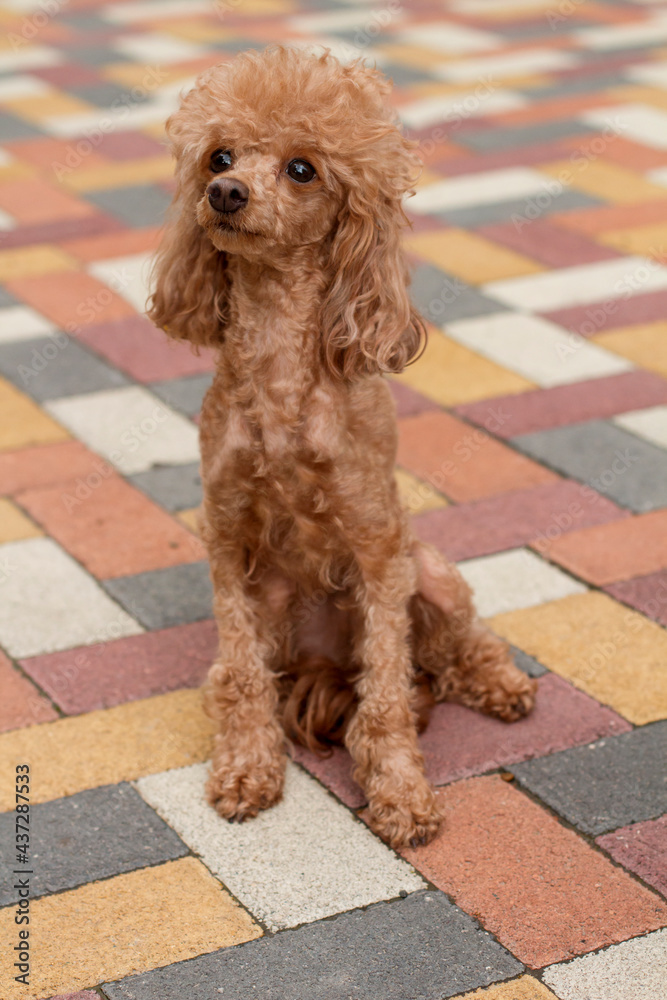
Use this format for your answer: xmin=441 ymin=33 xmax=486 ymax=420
xmin=458 ymin=120 xmax=595 ymax=153
xmin=59 ymin=45 xmax=131 ymax=66
xmin=0 ymin=783 xmax=187 ymax=905
xmin=513 ymin=721 xmax=667 ymax=835
xmin=129 ymin=462 xmax=202 ymax=511
xmin=438 ymin=190 xmax=601 ymax=228
xmin=103 ymin=890 xmax=523 ymax=1000
xmin=512 ymin=420 xmax=667 ymax=513
xmin=85 ymin=184 xmax=171 ymax=228
xmin=410 ymin=262 xmax=508 ymax=324
xmin=512 ymin=645 xmax=548 ymax=678
xmin=379 ymin=62 xmax=436 ymax=87
xmin=0 ymin=335 xmax=128 ymax=401
xmin=68 ymin=82 xmax=150 ymax=108
xmin=150 ymin=373 xmax=212 ymax=418
xmin=0 ymin=111 xmax=45 ymax=141
xmin=521 ymin=72 xmax=632 ymax=99
xmin=0 ymin=286 xmax=18 ymax=308
xmin=102 ymin=562 xmax=213 ymax=629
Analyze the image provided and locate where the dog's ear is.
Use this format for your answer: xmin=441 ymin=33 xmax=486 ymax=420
xmin=320 ymin=129 xmax=426 ymax=379
xmin=147 ymin=137 xmax=228 ymax=350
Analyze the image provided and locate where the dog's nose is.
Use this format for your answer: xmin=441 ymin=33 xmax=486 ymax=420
xmin=207 ymin=178 xmax=249 ymax=214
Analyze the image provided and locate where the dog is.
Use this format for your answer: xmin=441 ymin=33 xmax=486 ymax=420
xmin=149 ymin=46 xmax=536 ymax=849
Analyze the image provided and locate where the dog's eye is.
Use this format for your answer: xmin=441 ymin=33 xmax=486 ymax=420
xmin=286 ymin=159 xmax=316 ymax=183
xmin=210 ymin=149 xmax=233 ymax=173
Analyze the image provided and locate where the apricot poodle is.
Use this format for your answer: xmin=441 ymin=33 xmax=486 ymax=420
xmin=149 ymin=46 xmax=536 ymax=848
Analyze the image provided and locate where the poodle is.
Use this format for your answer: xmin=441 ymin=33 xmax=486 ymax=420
xmin=149 ymin=46 xmax=536 ymax=849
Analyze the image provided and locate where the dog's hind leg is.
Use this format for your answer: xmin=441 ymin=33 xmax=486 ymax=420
xmin=410 ymin=540 xmax=536 ymax=722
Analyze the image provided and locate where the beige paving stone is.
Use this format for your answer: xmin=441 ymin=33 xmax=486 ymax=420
xmin=395 ymin=467 xmax=448 ymax=514
xmin=0 ymin=858 xmax=261 ymax=999
xmin=491 ymin=592 xmax=667 ymax=724
xmin=454 ymin=975 xmax=559 ymax=999
xmin=0 ymin=689 xmax=215 ymax=809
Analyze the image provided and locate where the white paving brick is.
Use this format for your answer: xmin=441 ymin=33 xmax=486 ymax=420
xmin=543 ymin=929 xmax=667 ymax=1000
xmin=575 ymin=16 xmax=667 ymax=50
xmin=111 ymin=32 xmax=207 ymax=63
xmin=289 ymin=6 xmax=404 ymax=33
xmin=0 ymin=207 xmax=15 ymax=231
xmin=88 ymin=252 xmax=152 ymax=314
xmin=0 ymin=74 xmax=51 ymax=99
xmin=45 ymin=386 xmax=200 ymax=474
xmin=102 ymin=0 xmax=213 ymax=22
xmin=0 ymin=46 xmax=64 ymax=72
xmin=434 ymin=48 xmax=578 ymax=83
xmin=401 ymin=23 xmax=501 ymax=53
xmin=0 ymin=306 xmax=56 ymax=343
xmin=582 ymin=104 xmax=667 ymax=152
xmin=614 ymin=405 xmax=667 ymax=449
xmin=483 ymin=256 xmax=667 ymax=311
xmin=398 ymin=89 xmax=524 ymax=129
xmin=457 ymin=549 xmax=586 ymax=618
xmin=445 ymin=312 xmax=632 ymax=387
xmin=0 ymin=538 xmax=142 ymax=658
xmin=136 ymin=761 xmax=424 ymax=932
xmin=409 ymin=167 xmax=551 ymax=215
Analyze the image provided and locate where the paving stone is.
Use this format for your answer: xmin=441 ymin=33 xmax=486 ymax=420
xmin=594 ymin=322 xmax=667 ymax=379
xmin=85 ymin=183 xmax=172 ymax=227
xmin=129 ymin=462 xmax=203 ymax=511
xmin=439 ymin=190 xmax=601 ymax=228
xmin=0 ymin=440 xmax=105 ymax=494
xmin=492 ymin=591 xmax=667 ymax=724
xmin=406 ymin=229 xmax=544 ymax=285
xmin=137 ymin=762 xmax=424 ymax=931
xmin=297 ymin=673 xmax=630 ymax=808
xmin=457 ymin=119 xmax=595 ymax=153
xmin=413 ymin=478 xmax=628 ymax=561
xmin=103 ymin=890 xmax=522 ymax=1000
xmin=0 ymin=497 xmax=41 ymax=542
xmin=410 ymin=262 xmax=509 ymax=324
xmin=102 ymin=561 xmax=213 ymax=630
xmin=0 ymin=858 xmax=260 ymax=1000
xmin=453 ymin=978 xmax=558 ymax=1000
xmin=21 ymin=619 xmax=217 ymax=714
xmin=401 ymin=776 xmax=667 ymax=968
xmin=0 ymin=376 xmax=71 ymax=451
xmin=0 ymin=304 xmax=56 ymax=343
xmin=597 ymin=816 xmax=667 ymax=899
xmin=0 ymin=110 xmax=45 ymax=140
xmin=6 ymin=270 xmax=136 ymax=329
xmin=150 ymin=373 xmax=213 ymax=417
xmin=512 ymin=723 xmax=667 ymax=835
xmin=0 ymin=648 xmax=57 ymax=733
xmin=0 ymin=689 xmax=215 ymax=810
xmin=615 ymin=404 xmax=667 ymax=449
xmin=456 ymin=371 xmax=667 ymax=440
xmin=388 ymin=380 xmax=441 ymax=419
xmin=542 ymin=288 xmax=667 ymax=338
xmin=17 ymin=471 xmax=205 ymax=578
xmin=45 ymin=385 xmax=200 ymax=475
xmin=0 ymin=783 xmax=188 ymax=905
xmin=0 ymin=537 xmax=142 ymax=658
xmin=513 ymin=420 xmax=667 ymax=512
xmin=457 ymin=548 xmax=586 ymax=617
xmin=511 ymin=646 xmax=548 ymax=678
xmin=0 ymin=334 xmax=128 ymax=401
xmin=479 ymin=217 xmax=620 ymax=268
xmin=606 ymin=570 xmax=667 ymax=627
xmin=539 ymin=509 xmax=667 ymax=585
xmin=398 ymin=410 xmax=557 ymax=503
xmin=542 ymin=929 xmax=667 ymax=1000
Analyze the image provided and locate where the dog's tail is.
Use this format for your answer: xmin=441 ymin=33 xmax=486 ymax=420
xmin=280 ymin=654 xmax=436 ymax=757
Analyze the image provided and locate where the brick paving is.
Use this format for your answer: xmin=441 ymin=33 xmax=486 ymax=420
xmin=0 ymin=0 xmax=666 ymax=997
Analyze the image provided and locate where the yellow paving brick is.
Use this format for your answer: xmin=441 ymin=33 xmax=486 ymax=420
xmin=607 ymin=84 xmax=667 ymax=112
xmin=0 ymin=160 xmax=38 ymax=182
xmin=597 ymin=220 xmax=667 ymax=258
xmin=394 ymin=328 xmax=534 ymax=406
xmin=177 ymin=506 xmax=201 ymax=534
xmin=395 ymin=467 xmax=448 ymax=515
xmin=0 ymin=244 xmax=78 ymax=281
xmin=491 ymin=592 xmax=667 ymax=725
xmin=406 ymin=229 xmax=544 ymax=284
xmin=540 ymin=159 xmax=667 ymax=204
xmin=0 ymin=377 xmax=70 ymax=452
xmin=102 ymin=62 xmax=193 ymax=88
xmin=61 ymin=155 xmax=175 ymax=192
xmin=593 ymin=322 xmax=667 ymax=378
xmin=454 ymin=975 xmax=558 ymax=999
xmin=0 ymin=498 xmax=42 ymax=542
xmin=375 ymin=44 xmax=448 ymax=69
xmin=0 ymin=858 xmax=261 ymax=999
xmin=0 ymin=689 xmax=215 ymax=809
xmin=4 ymin=92 xmax=95 ymax=123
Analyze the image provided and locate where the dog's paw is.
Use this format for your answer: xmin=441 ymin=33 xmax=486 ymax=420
xmin=483 ymin=668 xmax=537 ymax=723
xmin=206 ymin=736 xmax=286 ymax=821
xmin=366 ymin=779 xmax=443 ymax=850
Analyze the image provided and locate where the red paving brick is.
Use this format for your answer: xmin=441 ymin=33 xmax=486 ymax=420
xmin=400 ymin=776 xmax=667 ymax=968
xmin=605 ymin=570 xmax=667 ymax=627
xmin=538 ymin=511 xmax=667 ymax=585
xmin=553 ymin=198 xmax=667 ymax=236
xmin=6 ymin=271 xmax=137 ymax=329
xmin=0 ymin=215 xmax=125 ymax=251
xmin=0 ymin=440 xmax=106 ymax=495
xmin=389 ymin=380 xmax=440 ymax=419
xmin=296 ymin=674 xmax=631 ymax=809
xmin=6 ymin=136 xmax=109 ymax=173
xmin=542 ymin=289 xmax=667 ymax=337
xmin=17 ymin=472 xmax=206 ymax=579
xmin=20 ymin=620 xmax=217 ymax=714
xmin=413 ymin=478 xmax=628 ymax=561
xmin=95 ymin=131 xmax=166 ymax=161
xmin=597 ymin=816 xmax=667 ymax=898
xmin=61 ymin=226 xmax=162 ymax=263
xmin=397 ymin=411 xmax=557 ymax=503
xmin=0 ymin=650 xmax=57 ymax=733
xmin=438 ymin=140 xmax=576 ymax=178
xmin=478 ymin=219 xmax=620 ymax=268
xmin=0 ymin=179 xmax=96 ymax=225
xmin=455 ymin=371 xmax=667 ymax=440
xmin=74 ymin=315 xmax=217 ymax=381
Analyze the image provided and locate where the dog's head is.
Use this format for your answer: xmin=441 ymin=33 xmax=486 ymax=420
xmin=149 ymin=46 xmax=425 ymax=377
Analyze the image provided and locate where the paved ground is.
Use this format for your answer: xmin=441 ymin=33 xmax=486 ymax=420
xmin=0 ymin=0 xmax=666 ymax=997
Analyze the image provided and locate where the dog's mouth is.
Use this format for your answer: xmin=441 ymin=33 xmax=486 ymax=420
xmin=215 ymin=218 xmax=263 ymax=238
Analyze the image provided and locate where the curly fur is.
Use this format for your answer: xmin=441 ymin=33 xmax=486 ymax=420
xmin=150 ymin=46 xmax=536 ymax=848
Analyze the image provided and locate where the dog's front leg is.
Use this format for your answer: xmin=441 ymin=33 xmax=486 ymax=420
xmin=345 ymin=553 xmax=442 ymax=849
xmin=203 ymin=549 xmax=287 ymax=821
